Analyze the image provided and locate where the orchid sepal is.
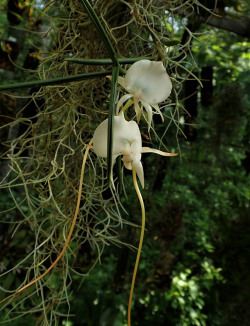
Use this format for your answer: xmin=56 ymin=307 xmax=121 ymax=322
xmin=141 ymin=147 xmax=178 ymax=156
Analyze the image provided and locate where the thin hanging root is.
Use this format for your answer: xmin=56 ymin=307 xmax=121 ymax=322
xmin=128 ymin=163 xmax=146 ymax=326
xmin=0 ymin=141 xmax=93 ymax=305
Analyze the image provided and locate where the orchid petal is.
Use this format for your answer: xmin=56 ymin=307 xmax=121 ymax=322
xmin=92 ymin=114 xmax=125 ymax=157
xmin=141 ymin=147 xmax=178 ymax=156
xmin=141 ymin=101 xmax=153 ymax=130
xmin=118 ymin=114 xmax=142 ymax=146
xmin=117 ymin=94 xmax=133 ymax=114
xmin=107 ymin=76 xmax=127 ymax=89
xmin=93 ymin=118 xmax=109 ymax=157
xmin=93 ymin=113 xmax=142 ymax=157
xmin=117 ymin=76 xmax=127 ymax=90
xmin=134 ymin=99 xmax=142 ymax=123
xmin=124 ymin=161 xmax=132 ymax=170
xmin=133 ymin=159 xmax=144 ymax=188
xmin=130 ymin=140 xmax=142 ymax=160
xmin=151 ymin=103 xmax=164 ymax=122
xmin=125 ymin=60 xmax=172 ymax=104
xmin=110 ymin=154 xmax=120 ymax=189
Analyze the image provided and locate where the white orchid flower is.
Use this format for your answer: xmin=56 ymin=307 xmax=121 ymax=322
xmin=115 ymin=60 xmax=172 ymax=129
xmin=93 ymin=112 xmax=177 ymax=188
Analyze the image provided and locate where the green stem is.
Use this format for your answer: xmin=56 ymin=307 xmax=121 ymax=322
xmin=0 ymin=71 xmax=112 ymax=91
xmin=65 ymin=57 xmax=156 ymax=65
xmin=79 ymin=0 xmax=118 ymax=65
xmin=78 ymin=0 xmax=120 ymax=179
xmin=107 ymin=66 xmax=119 ymax=185
xmin=117 ymin=156 xmax=124 ymax=195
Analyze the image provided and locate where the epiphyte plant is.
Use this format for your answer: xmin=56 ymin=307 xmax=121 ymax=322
xmin=0 ymin=59 xmax=177 ymax=326
xmin=0 ymin=0 xmax=190 ymax=324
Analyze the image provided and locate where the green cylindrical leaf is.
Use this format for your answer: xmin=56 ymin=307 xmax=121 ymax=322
xmin=117 ymin=156 xmax=124 ymax=195
xmin=79 ymin=0 xmax=118 ymax=65
xmin=107 ymin=66 xmax=119 ymax=185
xmin=65 ymin=57 xmax=156 ymax=65
xmin=0 ymin=71 xmax=112 ymax=91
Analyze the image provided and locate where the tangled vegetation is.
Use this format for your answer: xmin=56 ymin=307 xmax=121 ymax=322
xmin=0 ymin=0 xmax=249 ymax=325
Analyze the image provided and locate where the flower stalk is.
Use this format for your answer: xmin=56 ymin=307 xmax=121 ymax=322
xmin=128 ymin=163 xmax=146 ymax=326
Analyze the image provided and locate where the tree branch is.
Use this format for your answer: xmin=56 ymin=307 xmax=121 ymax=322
xmin=205 ymin=14 xmax=250 ymax=38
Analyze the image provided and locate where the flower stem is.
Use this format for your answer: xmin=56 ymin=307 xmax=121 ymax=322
xmin=128 ymin=164 xmax=145 ymax=326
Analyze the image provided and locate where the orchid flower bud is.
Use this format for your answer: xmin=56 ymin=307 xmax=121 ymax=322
xmin=116 ymin=60 xmax=172 ymax=129
xmin=93 ymin=113 xmax=178 ymax=188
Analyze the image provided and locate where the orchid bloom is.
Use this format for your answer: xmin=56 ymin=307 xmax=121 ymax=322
xmin=115 ymin=60 xmax=172 ymax=129
xmin=93 ymin=112 xmax=177 ymax=188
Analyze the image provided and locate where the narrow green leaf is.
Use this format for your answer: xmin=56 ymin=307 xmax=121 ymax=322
xmin=117 ymin=156 xmax=124 ymax=195
xmin=107 ymin=66 xmax=119 ymax=185
xmin=79 ymin=0 xmax=118 ymax=65
xmin=65 ymin=56 xmax=157 ymax=65
xmin=0 ymin=71 xmax=112 ymax=91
